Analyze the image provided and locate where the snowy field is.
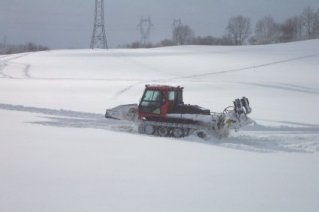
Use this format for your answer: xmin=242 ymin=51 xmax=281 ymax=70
xmin=0 ymin=40 xmax=319 ymax=212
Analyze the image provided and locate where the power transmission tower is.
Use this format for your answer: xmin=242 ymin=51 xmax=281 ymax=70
xmin=172 ymin=18 xmax=182 ymax=29
xmin=90 ymin=0 xmax=108 ymax=49
xmin=172 ymin=18 xmax=183 ymax=45
xmin=137 ymin=16 xmax=153 ymax=47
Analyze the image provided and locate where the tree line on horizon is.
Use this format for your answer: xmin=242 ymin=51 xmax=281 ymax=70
xmin=125 ymin=6 xmax=319 ymax=48
xmin=1 ymin=6 xmax=318 ymax=53
xmin=0 ymin=42 xmax=49 ymax=55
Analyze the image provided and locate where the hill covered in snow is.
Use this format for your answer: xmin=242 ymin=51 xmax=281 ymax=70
xmin=0 ymin=40 xmax=319 ymax=212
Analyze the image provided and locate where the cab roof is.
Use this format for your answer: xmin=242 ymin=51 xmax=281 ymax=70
xmin=145 ymin=84 xmax=183 ymax=91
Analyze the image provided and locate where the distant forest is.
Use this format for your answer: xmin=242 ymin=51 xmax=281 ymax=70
xmin=125 ymin=6 xmax=319 ymax=48
xmin=0 ymin=42 xmax=49 ymax=55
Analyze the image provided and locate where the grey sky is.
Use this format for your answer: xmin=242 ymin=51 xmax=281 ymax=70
xmin=0 ymin=0 xmax=318 ymax=49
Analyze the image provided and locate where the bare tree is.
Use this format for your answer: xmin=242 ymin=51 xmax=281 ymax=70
xmin=172 ymin=25 xmax=194 ymax=45
xmin=255 ymin=15 xmax=281 ymax=44
xmin=314 ymin=9 xmax=319 ymax=38
xmin=302 ymin=6 xmax=318 ymax=39
xmin=280 ymin=16 xmax=303 ymax=42
xmin=226 ymin=16 xmax=251 ymax=45
xmin=158 ymin=39 xmax=175 ymax=47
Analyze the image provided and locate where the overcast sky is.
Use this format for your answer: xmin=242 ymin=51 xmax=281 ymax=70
xmin=0 ymin=0 xmax=318 ymax=49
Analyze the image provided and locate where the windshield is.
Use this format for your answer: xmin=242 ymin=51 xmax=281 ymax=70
xmin=140 ymin=90 xmax=162 ymax=114
xmin=142 ymin=90 xmax=161 ymax=102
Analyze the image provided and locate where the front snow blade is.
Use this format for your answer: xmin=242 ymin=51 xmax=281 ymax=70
xmin=105 ymin=104 xmax=138 ymax=121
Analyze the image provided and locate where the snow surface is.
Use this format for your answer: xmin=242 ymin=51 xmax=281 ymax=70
xmin=1 ymin=40 xmax=319 ymax=212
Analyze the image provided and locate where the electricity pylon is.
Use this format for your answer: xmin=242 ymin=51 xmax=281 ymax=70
xmin=90 ymin=0 xmax=108 ymax=49
xmin=172 ymin=18 xmax=182 ymax=29
xmin=137 ymin=16 xmax=153 ymax=47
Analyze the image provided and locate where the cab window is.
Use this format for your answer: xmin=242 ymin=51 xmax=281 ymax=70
xmin=140 ymin=90 xmax=162 ymax=114
xmin=168 ymin=91 xmax=175 ymax=101
xmin=143 ymin=90 xmax=161 ymax=102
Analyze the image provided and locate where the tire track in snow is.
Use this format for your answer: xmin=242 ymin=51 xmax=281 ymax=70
xmin=236 ymin=82 xmax=319 ymax=95
xmin=0 ymin=103 xmax=135 ymax=133
xmin=0 ymin=55 xmax=8 ymax=59
xmin=0 ymin=53 xmax=32 ymax=79
xmin=113 ymin=81 xmax=143 ymax=97
xmin=109 ymin=50 xmax=181 ymax=78
xmin=0 ymin=53 xmax=31 ymax=63
xmin=0 ymin=55 xmax=10 ymax=78
xmin=0 ymin=63 xmax=10 ymax=78
xmin=0 ymin=103 xmax=101 ymax=119
xmin=168 ymin=54 xmax=319 ymax=80
xmin=274 ymin=82 xmax=319 ymax=92
xmin=1 ymin=103 xmax=318 ymax=153
xmin=111 ymin=79 xmax=161 ymax=99
xmin=23 ymin=64 xmax=32 ymax=78
xmin=112 ymin=54 xmax=319 ymax=97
